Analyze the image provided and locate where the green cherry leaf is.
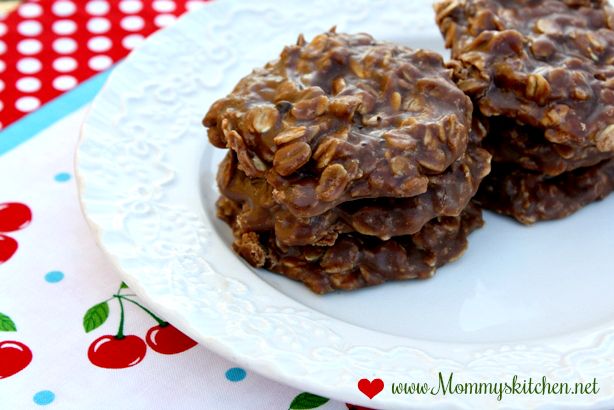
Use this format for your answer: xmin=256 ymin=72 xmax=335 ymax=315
xmin=0 ymin=312 xmax=17 ymax=332
xmin=83 ymin=302 xmax=110 ymax=333
xmin=289 ymin=392 xmax=329 ymax=409
xmin=120 ymin=282 xmax=129 ymax=289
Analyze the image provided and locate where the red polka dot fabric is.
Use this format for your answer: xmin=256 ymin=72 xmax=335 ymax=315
xmin=0 ymin=0 xmax=209 ymax=130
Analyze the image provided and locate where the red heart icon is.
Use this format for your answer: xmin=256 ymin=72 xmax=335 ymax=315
xmin=358 ymin=378 xmax=384 ymax=399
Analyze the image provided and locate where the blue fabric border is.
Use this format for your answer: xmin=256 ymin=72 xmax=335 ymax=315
xmin=0 ymin=69 xmax=112 ymax=156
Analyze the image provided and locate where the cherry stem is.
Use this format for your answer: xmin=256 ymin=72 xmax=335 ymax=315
xmin=116 ymin=295 xmax=126 ymax=340
xmin=119 ymin=296 xmax=167 ymax=327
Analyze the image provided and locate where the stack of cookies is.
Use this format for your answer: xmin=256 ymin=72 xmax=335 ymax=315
xmin=204 ymin=32 xmax=491 ymax=293
xmin=435 ymin=0 xmax=614 ymax=223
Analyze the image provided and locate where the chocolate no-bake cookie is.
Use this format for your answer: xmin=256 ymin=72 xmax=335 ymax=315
xmin=205 ymin=31 xmax=485 ymax=293
xmin=483 ymin=116 xmax=612 ymax=176
xmin=204 ymin=31 xmax=474 ymax=217
xmin=476 ymin=158 xmax=614 ymax=224
xmin=435 ymin=0 xmax=614 ymax=149
xmin=219 ymin=194 xmax=484 ymax=294
xmin=218 ymin=143 xmax=490 ymax=245
xmin=436 ymin=0 xmax=614 ymax=223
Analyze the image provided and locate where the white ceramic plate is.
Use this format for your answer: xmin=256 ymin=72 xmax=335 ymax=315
xmin=76 ymin=1 xmax=614 ymax=408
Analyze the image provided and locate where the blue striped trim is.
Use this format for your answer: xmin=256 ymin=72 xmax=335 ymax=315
xmin=0 ymin=69 xmax=112 ymax=156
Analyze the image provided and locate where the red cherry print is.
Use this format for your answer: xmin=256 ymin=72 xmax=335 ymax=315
xmin=0 ymin=203 xmax=32 ymax=232
xmin=0 ymin=340 xmax=33 ymax=379
xmin=146 ymin=323 xmax=197 ymax=355
xmin=0 ymin=235 xmax=18 ymax=264
xmin=88 ymin=335 xmax=147 ymax=369
xmin=346 ymin=405 xmax=376 ymax=410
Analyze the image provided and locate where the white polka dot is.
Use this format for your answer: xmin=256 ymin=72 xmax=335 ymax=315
xmin=88 ymin=36 xmax=112 ymax=52
xmin=17 ymin=39 xmax=42 ymax=55
xmin=18 ymin=20 xmax=43 ymax=36
xmin=186 ymin=1 xmax=205 ymax=12
xmin=87 ymin=17 xmax=111 ymax=34
xmin=53 ymin=20 xmax=77 ymax=35
xmin=17 ymin=58 xmax=42 ymax=74
xmin=16 ymin=77 xmax=41 ymax=93
xmin=53 ymin=56 xmax=77 ymax=72
xmin=122 ymin=34 xmax=144 ymax=50
xmin=16 ymin=96 xmax=40 ymax=112
xmin=119 ymin=0 xmax=143 ymax=13
xmin=154 ymin=14 xmax=176 ymax=27
xmin=52 ymin=1 xmax=76 ymax=17
xmin=0 ymin=60 xmax=5 ymax=73
xmin=121 ymin=15 xmax=145 ymax=31
xmin=0 ymin=41 xmax=6 ymax=55
xmin=0 ymin=80 xmax=4 ymax=92
xmin=86 ymin=0 xmax=109 ymax=15
xmin=152 ymin=0 xmax=175 ymax=12
xmin=53 ymin=38 xmax=78 ymax=54
xmin=19 ymin=3 xmax=43 ymax=18
xmin=89 ymin=55 xmax=113 ymax=71
xmin=53 ymin=75 xmax=78 ymax=91
xmin=0 ymin=23 xmax=7 ymax=37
